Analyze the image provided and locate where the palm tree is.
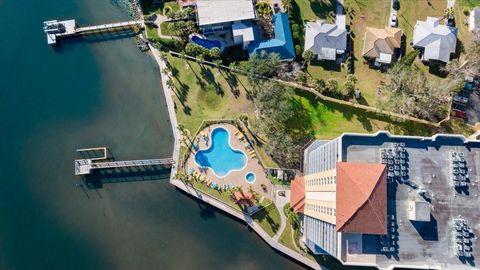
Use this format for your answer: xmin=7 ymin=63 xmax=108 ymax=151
xmin=177 ymin=124 xmax=194 ymax=146
xmin=302 ymin=49 xmax=314 ymax=67
xmin=281 ymin=0 xmax=292 ymax=13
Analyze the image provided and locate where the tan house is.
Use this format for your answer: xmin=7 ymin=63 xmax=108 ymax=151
xmin=362 ymin=27 xmax=402 ymax=66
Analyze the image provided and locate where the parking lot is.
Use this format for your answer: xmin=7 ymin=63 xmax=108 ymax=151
xmin=451 ymin=79 xmax=480 ymax=126
xmin=465 ymin=91 xmax=480 ymax=125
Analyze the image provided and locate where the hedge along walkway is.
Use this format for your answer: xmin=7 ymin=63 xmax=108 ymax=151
xmin=167 ymin=51 xmax=445 ymax=129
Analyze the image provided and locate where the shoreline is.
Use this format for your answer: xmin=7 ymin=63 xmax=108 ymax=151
xmin=148 ymin=44 xmax=323 ymax=270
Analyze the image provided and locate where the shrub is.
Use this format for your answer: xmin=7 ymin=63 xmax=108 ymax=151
xmin=153 ymin=37 xmax=185 ymax=52
xmin=463 ymin=7 xmax=471 ymax=16
xmin=295 ymin=45 xmax=302 ymax=56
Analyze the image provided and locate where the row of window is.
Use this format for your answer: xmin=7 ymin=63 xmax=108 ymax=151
xmin=308 ymin=139 xmax=338 ymax=174
xmin=305 ymin=204 xmax=336 ymax=216
xmin=306 ymin=176 xmax=336 ymax=186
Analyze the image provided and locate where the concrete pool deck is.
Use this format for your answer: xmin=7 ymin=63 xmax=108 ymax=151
xmin=185 ymin=123 xmax=273 ymax=199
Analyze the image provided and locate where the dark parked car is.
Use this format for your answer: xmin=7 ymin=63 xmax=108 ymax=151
xmin=453 ymin=94 xmax=469 ymax=104
xmin=393 ymin=0 xmax=400 ymax=10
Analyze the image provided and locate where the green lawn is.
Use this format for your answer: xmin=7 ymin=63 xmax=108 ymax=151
xmin=167 ymin=54 xmax=435 ymax=142
xmin=143 ymin=0 xmax=180 ymax=15
xmin=293 ymin=0 xmax=336 ymax=22
xmin=295 ymin=91 xmax=434 ymax=139
xmin=306 ymin=60 xmax=348 ymax=86
xmin=166 ymin=56 xmax=254 ymax=135
xmin=458 ymin=0 xmax=480 ymax=8
xmin=192 ymin=181 xmax=243 ymax=211
xmin=160 ymin=22 xmax=175 ymax=36
xmin=252 ymin=203 xmax=281 ymax=237
xmin=146 ymin=25 xmax=159 ymax=40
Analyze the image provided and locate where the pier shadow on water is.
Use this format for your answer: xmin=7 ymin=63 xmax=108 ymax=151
xmin=82 ymin=165 xmax=171 ymax=189
xmin=53 ymin=31 xmax=138 ymax=52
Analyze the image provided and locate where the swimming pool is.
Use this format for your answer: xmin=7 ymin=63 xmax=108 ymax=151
xmin=194 ymin=127 xmax=247 ymax=177
xmin=245 ymin=172 xmax=256 ymax=184
xmin=191 ymin=35 xmax=222 ymax=50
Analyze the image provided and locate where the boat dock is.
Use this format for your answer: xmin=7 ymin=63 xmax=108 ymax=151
xmin=74 ymin=147 xmax=174 ymax=175
xmin=43 ymin=19 xmax=144 ymax=45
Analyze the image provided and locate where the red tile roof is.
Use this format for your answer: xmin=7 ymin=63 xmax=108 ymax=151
xmin=290 ymin=177 xmax=305 ymax=213
xmin=234 ymin=192 xmax=255 ymax=206
xmin=336 ymin=162 xmax=387 ymax=235
xmin=178 ymin=0 xmax=196 ymax=8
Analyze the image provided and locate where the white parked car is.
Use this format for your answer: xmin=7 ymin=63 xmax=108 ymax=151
xmin=390 ymin=13 xmax=397 ymax=27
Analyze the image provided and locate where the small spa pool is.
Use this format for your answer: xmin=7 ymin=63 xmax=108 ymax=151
xmin=245 ymin=172 xmax=256 ymax=184
xmin=194 ymin=127 xmax=247 ymax=177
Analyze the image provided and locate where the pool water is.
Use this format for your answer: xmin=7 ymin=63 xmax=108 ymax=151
xmin=191 ymin=35 xmax=222 ymax=50
xmin=245 ymin=172 xmax=256 ymax=184
xmin=195 ymin=127 xmax=247 ymax=177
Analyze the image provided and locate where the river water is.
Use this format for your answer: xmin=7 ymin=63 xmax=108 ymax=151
xmin=0 ymin=0 xmax=304 ymax=269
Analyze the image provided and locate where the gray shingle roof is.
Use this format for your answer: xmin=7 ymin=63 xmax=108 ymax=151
xmin=412 ymin=17 xmax=457 ymax=63
xmin=304 ymin=16 xmax=347 ymax=60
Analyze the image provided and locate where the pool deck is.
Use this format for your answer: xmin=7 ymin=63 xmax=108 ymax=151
xmin=185 ymin=123 xmax=273 ymax=199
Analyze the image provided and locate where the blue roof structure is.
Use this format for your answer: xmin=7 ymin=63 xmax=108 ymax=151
xmin=248 ymin=12 xmax=296 ymax=60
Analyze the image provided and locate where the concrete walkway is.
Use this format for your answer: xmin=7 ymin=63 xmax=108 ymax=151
xmin=153 ymin=14 xmax=180 ymax=40
xmin=148 ymin=45 xmax=180 ymax=181
xmin=273 ymin=188 xmax=290 ymax=241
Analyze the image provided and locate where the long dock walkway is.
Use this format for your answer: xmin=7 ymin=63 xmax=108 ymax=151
xmin=74 ymin=147 xmax=174 ymax=175
xmin=75 ymin=158 xmax=174 ymax=175
xmin=44 ymin=19 xmax=143 ymax=45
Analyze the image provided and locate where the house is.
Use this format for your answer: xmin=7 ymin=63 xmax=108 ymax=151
xmin=304 ymin=15 xmax=347 ymax=61
xmin=295 ymin=131 xmax=480 ymax=270
xmin=248 ymin=12 xmax=296 ymax=60
xmin=195 ymin=0 xmax=256 ymax=48
xmin=412 ymin=17 xmax=457 ymax=63
xmin=469 ymin=7 xmax=480 ymax=32
xmin=362 ymin=27 xmax=402 ymax=66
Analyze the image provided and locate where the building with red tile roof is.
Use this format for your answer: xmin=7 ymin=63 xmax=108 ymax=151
xmin=336 ymin=162 xmax=387 ymax=234
xmin=290 ymin=177 xmax=305 ymax=213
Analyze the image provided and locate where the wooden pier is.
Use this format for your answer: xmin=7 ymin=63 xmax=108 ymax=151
xmin=43 ymin=19 xmax=144 ymax=45
xmin=74 ymin=147 xmax=174 ymax=175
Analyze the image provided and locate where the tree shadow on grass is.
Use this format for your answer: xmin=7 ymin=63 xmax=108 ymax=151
xmin=252 ymin=206 xmax=280 ymax=235
xmin=219 ymin=69 xmax=240 ymax=98
xmin=288 ymin=97 xmax=315 ymax=138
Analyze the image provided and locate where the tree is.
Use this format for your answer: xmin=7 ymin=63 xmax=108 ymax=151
xmin=302 ymin=49 xmax=314 ymax=66
xmin=314 ymin=79 xmax=326 ymax=93
xmin=238 ymin=51 xmax=281 ymax=83
xmin=282 ymin=0 xmax=292 ymax=13
xmin=252 ymin=81 xmax=302 ymax=166
xmin=209 ymin=47 xmax=222 ymax=59
xmin=168 ymin=20 xmax=197 ymax=41
xmin=377 ymin=60 xmax=456 ymax=121
xmin=342 ymin=74 xmax=357 ymax=96
xmin=213 ymin=59 xmax=222 ymax=68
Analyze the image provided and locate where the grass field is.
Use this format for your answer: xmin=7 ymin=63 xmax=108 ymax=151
xmin=160 ymin=22 xmax=175 ymax=36
xmin=166 ymin=55 xmax=435 ymax=141
xmin=146 ymin=25 xmax=159 ymax=40
xmin=294 ymin=91 xmax=434 ymax=139
xmin=293 ymin=0 xmax=337 ymax=22
xmin=252 ymin=203 xmax=282 ymax=237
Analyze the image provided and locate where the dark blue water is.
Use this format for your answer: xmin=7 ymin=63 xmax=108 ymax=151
xmin=0 ymin=1 xmax=305 ymax=269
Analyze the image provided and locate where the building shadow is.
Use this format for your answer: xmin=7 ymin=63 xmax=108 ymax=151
xmin=82 ymin=166 xmax=172 ymax=189
xmin=410 ymin=215 xmax=438 ymax=241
